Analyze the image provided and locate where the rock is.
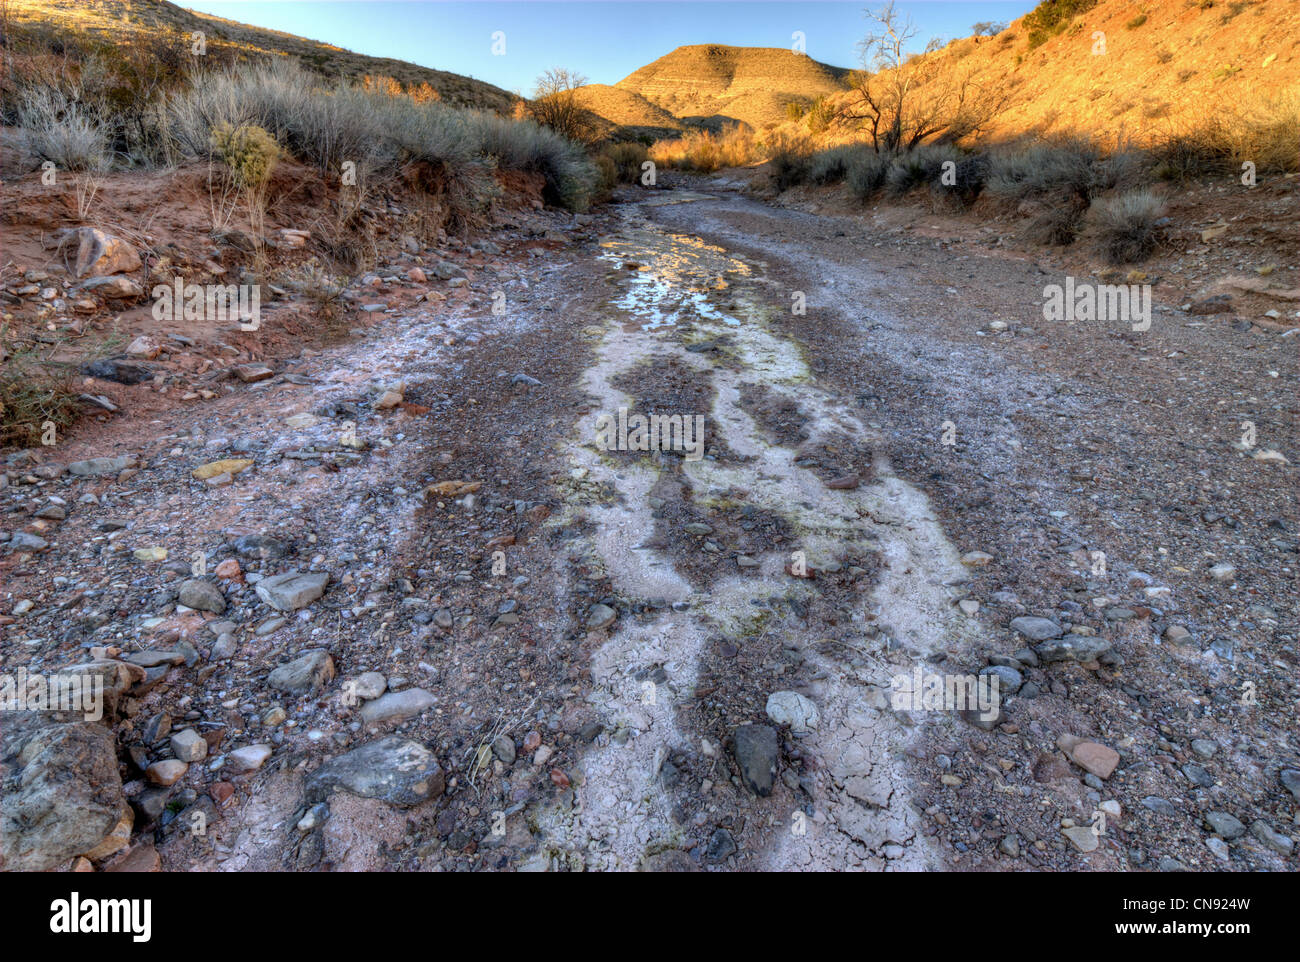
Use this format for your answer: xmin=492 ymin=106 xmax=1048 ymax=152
xmin=961 ymin=551 xmax=994 ymax=566
xmin=1203 ymin=811 xmax=1245 ymax=840
xmin=81 ymin=806 xmax=133 ymax=861
xmin=1249 ymin=820 xmax=1294 ymax=856
xmin=214 ymin=559 xmax=242 ymax=581
xmin=210 ymin=633 xmax=236 ymax=661
xmin=225 ymin=744 xmax=272 ymax=774
xmin=359 ymin=688 xmax=435 ymax=726
xmin=57 ymin=226 xmax=142 ymax=278
xmin=132 ymin=547 xmax=167 ymax=562
xmin=585 ymin=603 xmax=617 ymax=630
xmin=1164 ymin=625 xmax=1194 ymax=646
xmin=511 ymin=373 xmax=543 ymax=387
xmin=178 ymin=578 xmax=225 ymax=614
xmin=34 ymin=503 xmax=66 ymax=521
xmin=1036 ymin=635 xmax=1112 ymax=663
xmin=68 ymin=456 xmax=134 ymax=476
xmin=105 ymin=842 xmax=161 ymax=873
xmin=374 ymin=389 xmax=403 ymax=409
xmin=979 ymin=664 xmax=1022 ymax=695
xmin=82 ymin=359 xmax=154 ymax=384
xmin=233 ymin=364 xmax=274 ymax=383
xmin=733 ymin=724 xmax=779 ymax=797
xmin=407 ymin=267 xmax=426 ymax=283
xmin=492 ymin=734 xmax=517 ymax=765
xmin=1069 ymin=741 xmax=1120 ymax=780
xmin=192 ymin=458 xmax=253 ymax=481
xmin=256 ymin=570 xmax=329 ymax=611
xmin=77 ymin=275 xmax=143 ymax=298
xmin=125 ymin=335 xmax=158 ymax=358
xmin=1190 ymin=739 xmax=1218 ymax=759
xmin=999 ymin=834 xmax=1020 ymax=858
xmin=433 ymin=608 xmax=453 ymax=629
xmin=1186 ymin=293 xmax=1233 ymax=314
xmin=305 ymin=737 xmax=444 ymax=807
xmin=8 ymin=531 xmax=47 ymax=552
xmin=960 ymin=703 xmax=1002 ymax=730
xmin=1009 ymin=616 xmax=1062 ymax=641
xmin=0 ymin=714 xmax=125 ymax=871
xmin=641 ymin=850 xmax=699 ymax=872
xmin=348 ymin=672 xmax=387 ymax=701
xmin=267 ymin=650 xmax=336 ymax=696
xmin=169 ymin=729 xmax=208 ymax=763
xmin=1207 ymin=837 xmax=1231 ymax=861
xmin=705 ymin=828 xmax=738 ymax=862
xmin=958 ymin=599 xmax=981 ymax=616
xmin=1062 ymin=826 xmax=1098 ymax=853
xmin=231 ymin=534 xmax=289 ymax=559
xmin=826 ymin=474 xmax=860 ymax=490
xmin=765 ymin=691 xmax=819 ymax=733
xmin=1281 ymin=769 xmax=1300 ymax=802
xmin=1208 ymin=562 xmax=1236 ymax=582
xmin=1141 ymin=796 xmax=1178 ymax=816
xmin=146 ymin=759 xmax=187 ymax=786
xmin=123 ymin=649 xmax=183 ymax=668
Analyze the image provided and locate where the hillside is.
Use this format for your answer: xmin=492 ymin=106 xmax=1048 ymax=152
xmin=786 ymin=0 xmax=1300 ymax=147
xmin=6 ymin=0 xmax=520 ymax=112
xmin=573 ymin=83 xmax=685 ymax=139
xmin=615 ymin=44 xmax=852 ymax=130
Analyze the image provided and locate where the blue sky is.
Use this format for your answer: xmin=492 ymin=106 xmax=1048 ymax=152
xmin=182 ymin=1 xmax=1038 ymax=95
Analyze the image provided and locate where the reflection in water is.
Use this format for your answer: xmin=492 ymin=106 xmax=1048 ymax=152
xmin=599 ymin=226 xmax=751 ymax=331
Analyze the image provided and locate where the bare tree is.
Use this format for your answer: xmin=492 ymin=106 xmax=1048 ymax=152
xmin=840 ymin=3 xmax=1012 ymax=152
xmin=527 ymin=67 xmax=596 ymax=144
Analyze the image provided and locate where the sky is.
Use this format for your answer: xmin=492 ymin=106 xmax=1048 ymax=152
xmin=180 ymin=1 xmax=1039 ymax=95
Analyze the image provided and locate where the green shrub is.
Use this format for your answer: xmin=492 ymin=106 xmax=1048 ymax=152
xmin=1125 ymin=13 xmax=1149 ymax=29
xmin=1024 ymin=0 xmax=1100 ymax=48
xmin=209 ymin=122 xmax=279 ymax=189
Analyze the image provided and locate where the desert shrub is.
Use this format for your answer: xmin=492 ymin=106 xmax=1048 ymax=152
xmin=1024 ymin=0 xmax=1100 ymax=48
xmin=467 ymin=112 xmax=596 ymax=210
xmin=1148 ymin=92 xmax=1299 ymax=180
xmin=808 ymin=144 xmax=871 ymax=185
xmin=845 ymin=150 xmax=889 ymax=200
xmin=765 ymin=131 xmax=812 ymax=190
xmin=1126 ymin=13 xmax=1149 ymax=29
xmin=988 ymin=139 xmax=1147 ymax=204
xmin=1023 ymin=197 xmax=1090 ymax=245
xmin=166 ymin=61 xmax=596 ymax=215
xmin=600 ymin=141 xmax=649 ymax=183
xmin=1086 ymin=189 xmax=1166 ymax=262
xmin=284 ymin=259 xmax=351 ymax=336
xmin=0 ymin=324 xmax=79 ymax=449
xmin=209 ymin=122 xmax=279 ymax=190
xmin=16 ymin=86 xmax=109 ymax=170
xmin=929 ymin=153 xmax=991 ymax=208
xmin=649 ymin=124 xmax=759 ymax=172
xmin=592 ymin=153 xmax=618 ymax=201
xmin=805 ymin=96 xmax=837 ymax=135
xmin=885 ymin=145 xmax=950 ymax=197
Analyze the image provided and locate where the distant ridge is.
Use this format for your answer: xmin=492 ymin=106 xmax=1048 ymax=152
xmin=614 ymin=44 xmax=852 ymax=130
